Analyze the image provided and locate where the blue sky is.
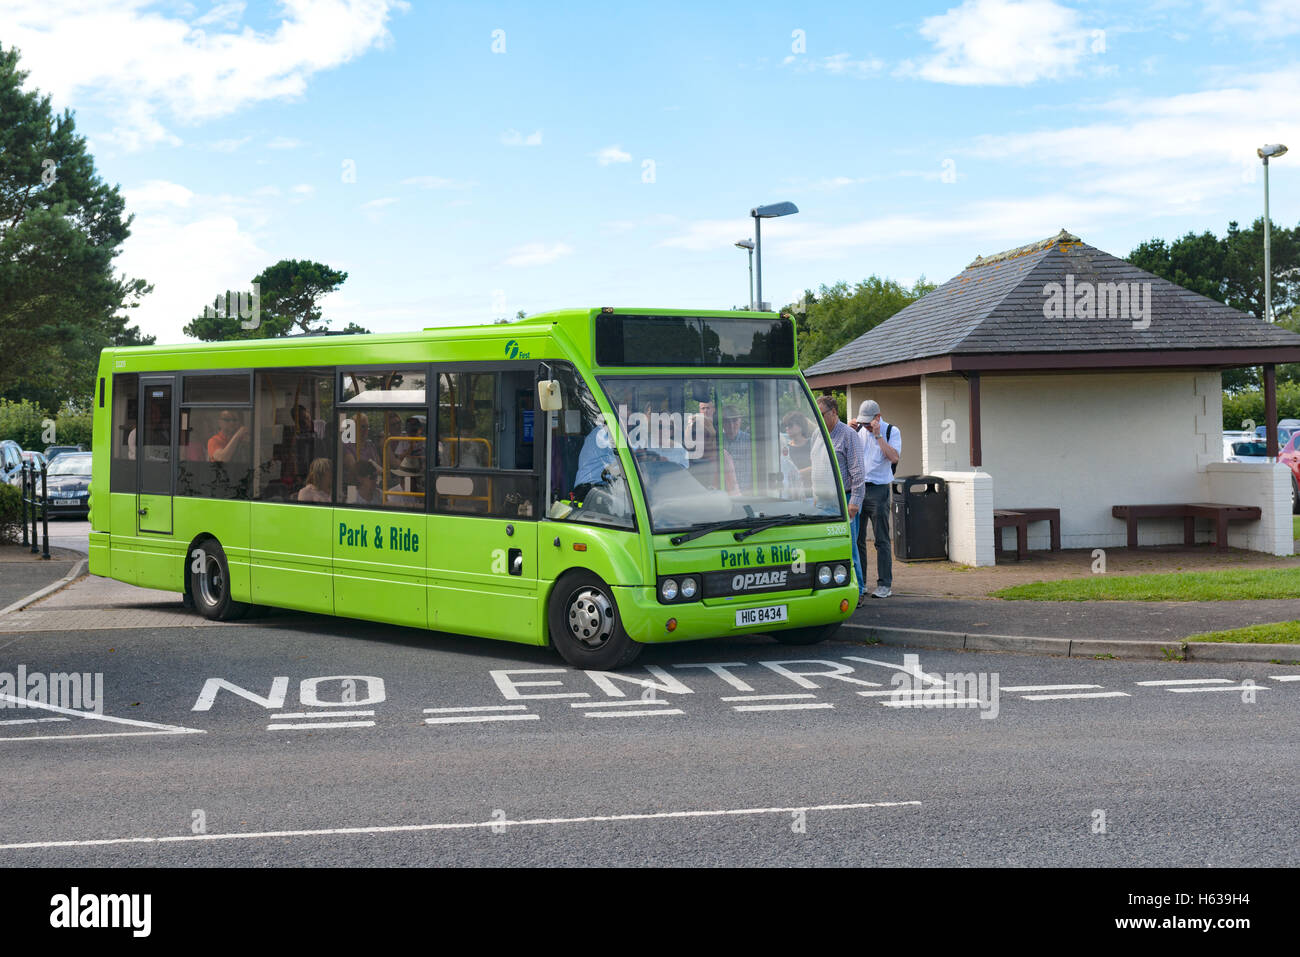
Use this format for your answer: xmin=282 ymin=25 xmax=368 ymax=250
xmin=4 ymin=0 xmax=1299 ymax=341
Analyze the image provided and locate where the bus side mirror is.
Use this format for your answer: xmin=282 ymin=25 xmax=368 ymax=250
xmin=538 ymin=379 xmax=563 ymax=411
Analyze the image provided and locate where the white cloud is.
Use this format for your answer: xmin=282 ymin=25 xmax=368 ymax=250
xmin=266 ymin=136 xmax=302 ymax=150
xmin=124 ymin=179 xmax=195 ymax=210
xmin=593 ymin=145 xmax=632 ymax=165
xmin=1 ymin=0 xmax=407 ymax=150
xmin=504 ymin=242 xmax=573 ymax=267
xmin=1202 ymin=0 xmax=1300 ymax=37
xmin=401 ymin=175 xmax=476 ymax=190
xmin=210 ymin=135 xmax=252 ymax=152
xmin=500 ymin=129 xmax=543 ymax=147
xmin=904 ymin=0 xmax=1100 ymax=86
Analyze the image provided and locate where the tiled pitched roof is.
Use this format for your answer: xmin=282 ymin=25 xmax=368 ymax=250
xmin=803 ymin=230 xmax=1300 ymax=378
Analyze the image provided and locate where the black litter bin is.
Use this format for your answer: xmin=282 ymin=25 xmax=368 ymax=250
xmin=891 ymin=475 xmax=948 ymax=561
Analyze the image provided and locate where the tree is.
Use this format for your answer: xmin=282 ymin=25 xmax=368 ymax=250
xmin=0 ymin=44 xmax=152 ymax=410
xmin=1128 ymin=219 xmax=1300 ymax=390
xmin=788 ymin=276 xmax=935 ymax=370
xmin=183 ymin=259 xmax=348 ymax=340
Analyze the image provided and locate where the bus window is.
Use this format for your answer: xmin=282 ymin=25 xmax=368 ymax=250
xmin=433 ymin=370 xmax=538 ymax=517
xmin=545 ymin=365 xmax=633 ymax=529
xmin=110 ymin=373 xmax=139 ymax=493
xmin=253 ymin=370 xmax=334 ymax=503
xmin=177 ymin=406 xmax=253 ymax=499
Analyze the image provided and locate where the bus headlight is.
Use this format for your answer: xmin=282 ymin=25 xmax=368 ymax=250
xmin=680 ymin=577 xmax=698 ymax=599
xmin=833 ymin=564 xmax=848 ymax=585
xmin=661 ymin=579 xmax=678 ymax=601
xmin=816 ymin=565 xmax=833 ymax=587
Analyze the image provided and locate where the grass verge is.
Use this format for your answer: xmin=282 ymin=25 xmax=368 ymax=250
xmin=992 ymin=566 xmax=1300 ymax=601
xmin=1186 ymin=621 xmax=1300 ymax=644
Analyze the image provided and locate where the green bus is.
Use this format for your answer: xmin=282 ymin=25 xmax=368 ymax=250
xmin=90 ymin=308 xmax=858 ymax=669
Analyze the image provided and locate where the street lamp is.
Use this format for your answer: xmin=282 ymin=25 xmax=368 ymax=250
xmin=734 ymin=238 xmax=755 ymax=310
xmin=750 ymin=201 xmax=798 ymax=312
xmin=1258 ymin=143 xmax=1288 ymax=323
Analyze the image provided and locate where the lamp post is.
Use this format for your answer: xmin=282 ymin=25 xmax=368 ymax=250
xmin=734 ymin=239 xmax=755 ymax=310
xmin=1258 ymin=144 xmax=1288 ymax=323
xmin=750 ymin=202 xmax=798 ymax=311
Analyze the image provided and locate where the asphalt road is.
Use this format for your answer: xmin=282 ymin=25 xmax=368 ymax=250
xmin=1 ymin=601 xmax=1296 ymax=867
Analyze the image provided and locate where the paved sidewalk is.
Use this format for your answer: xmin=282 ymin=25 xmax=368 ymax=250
xmin=887 ymin=544 xmax=1300 ymax=598
xmin=0 ymin=544 xmax=84 ymax=610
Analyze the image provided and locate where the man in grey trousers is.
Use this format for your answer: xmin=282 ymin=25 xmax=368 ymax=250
xmin=854 ymin=399 xmax=900 ymax=598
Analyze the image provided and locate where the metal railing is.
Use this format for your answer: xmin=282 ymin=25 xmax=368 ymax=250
xmin=19 ymin=461 xmax=50 ymax=560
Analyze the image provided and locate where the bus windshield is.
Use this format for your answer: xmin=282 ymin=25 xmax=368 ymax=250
xmin=597 ymin=375 xmax=843 ymax=534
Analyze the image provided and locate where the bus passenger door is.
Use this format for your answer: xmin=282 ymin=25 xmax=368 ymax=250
xmin=137 ymin=377 xmax=174 ymax=535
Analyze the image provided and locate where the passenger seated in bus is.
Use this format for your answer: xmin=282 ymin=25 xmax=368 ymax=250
xmin=341 ymin=414 xmax=379 ymax=483
xmin=297 ymin=457 xmax=332 ymax=502
xmin=347 ymin=460 xmax=382 ymax=506
xmin=686 ymin=413 xmax=738 ymax=495
xmin=208 ymin=410 xmax=251 ymax=463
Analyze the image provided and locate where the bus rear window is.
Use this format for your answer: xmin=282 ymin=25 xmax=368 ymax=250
xmin=595 ymin=315 xmax=794 ymax=368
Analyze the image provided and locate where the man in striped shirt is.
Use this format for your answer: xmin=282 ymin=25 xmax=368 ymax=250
xmin=812 ymin=395 xmax=867 ymax=605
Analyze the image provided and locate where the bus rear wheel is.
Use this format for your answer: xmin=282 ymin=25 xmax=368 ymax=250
xmin=548 ymin=571 xmax=642 ymax=670
xmin=771 ymin=622 xmax=841 ymax=645
xmin=189 ymin=538 xmax=249 ymax=622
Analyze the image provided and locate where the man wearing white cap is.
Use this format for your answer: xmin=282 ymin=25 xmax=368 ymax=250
xmin=853 ymin=399 xmax=900 ymax=598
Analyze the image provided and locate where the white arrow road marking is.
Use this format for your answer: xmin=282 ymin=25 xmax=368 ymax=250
xmin=0 ymin=800 xmax=922 ymax=850
xmin=0 ymin=693 xmax=204 ymax=742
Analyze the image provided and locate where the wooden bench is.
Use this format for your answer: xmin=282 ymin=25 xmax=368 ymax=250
xmin=1111 ymin=503 xmax=1262 ymax=552
xmin=994 ymin=507 xmax=1062 ymax=561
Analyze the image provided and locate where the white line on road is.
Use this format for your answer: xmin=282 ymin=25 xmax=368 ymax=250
xmin=269 ymin=710 xmax=376 ymax=719
xmin=422 ymin=705 xmax=529 ymax=713
xmin=423 ymin=714 xmax=539 ymax=724
xmin=571 ymin=700 xmax=674 ymax=708
xmin=0 ymin=693 xmax=204 ymax=740
xmin=0 ymin=800 xmax=922 ymax=851
xmin=1165 ymin=685 xmax=1270 ymax=693
xmin=719 ymin=694 xmax=816 ymax=702
xmin=266 ymin=721 xmax=376 ymax=731
xmin=1000 ymin=684 xmax=1103 ymax=692
xmin=858 ymin=689 xmax=968 ymax=698
xmin=1134 ymin=679 xmax=1234 ymax=686
xmin=1268 ymin=675 xmax=1300 ymax=682
xmin=881 ymin=699 xmax=984 ymax=708
xmin=582 ymin=709 xmax=684 ymax=718
xmin=733 ymin=702 xmax=834 ymax=712
xmin=1020 ymin=692 xmax=1131 ymax=701
xmin=0 ymin=717 xmax=70 ymax=726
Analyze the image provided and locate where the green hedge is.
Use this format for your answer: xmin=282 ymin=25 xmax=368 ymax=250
xmin=1222 ymin=384 xmax=1300 ymax=431
xmin=0 ymin=399 xmax=92 ymax=451
xmin=0 ymin=483 xmax=21 ymax=545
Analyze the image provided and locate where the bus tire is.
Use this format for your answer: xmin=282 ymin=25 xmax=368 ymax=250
xmin=548 ymin=571 xmax=642 ymax=670
xmin=771 ymin=621 xmax=841 ymax=645
xmin=189 ymin=538 xmax=249 ymax=622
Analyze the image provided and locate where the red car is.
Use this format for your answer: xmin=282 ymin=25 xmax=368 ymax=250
xmin=1281 ymin=432 xmax=1300 ymax=514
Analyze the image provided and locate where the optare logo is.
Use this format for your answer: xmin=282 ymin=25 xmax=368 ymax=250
xmin=504 ymin=339 xmax=530 ymax=360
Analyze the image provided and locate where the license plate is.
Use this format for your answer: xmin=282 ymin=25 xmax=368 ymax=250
xmin=54 ymin=499 xmax=77 ymax=506
xmin=735 ymin=604 xmax=788 ymax=627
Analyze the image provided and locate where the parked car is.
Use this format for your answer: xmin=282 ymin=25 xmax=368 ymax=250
xmin=20 ymin=450 xmax=48 ymax=472
xmin=1280 ymin=432 xmax=1300 ymax=515
xmin=42 ymin=451 xmax=92 ymax=518
xmin=1255 ymin=419 xmax=1300 ymax=448
xmin=1223 ymin=433 xmax=1269 ymax=464
xmin=0 ymin=440 xmax=24 ymax=486
xmin=44 ymin=444 xmax=85 ymax=463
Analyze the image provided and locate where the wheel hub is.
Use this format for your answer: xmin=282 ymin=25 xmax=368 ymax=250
xmin=567 ymin=587 xmax=613 ymax=647
xmin=198 ymin=555 xmax=224 ymax=607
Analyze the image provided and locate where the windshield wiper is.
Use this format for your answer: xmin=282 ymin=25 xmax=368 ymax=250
xmin=669 ymin=517 xmax=759 ymax=546
xmin=731 ymin=514 xmax=827 ymax=541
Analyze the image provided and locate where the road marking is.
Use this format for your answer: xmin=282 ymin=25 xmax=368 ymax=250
xmin=424 ymin=713 xmax=539 ymax=724
xmin=1020 ymin=692 xmax=1130 ymax=701
xmin=1165 ymin=685 xmax=1269 ymax=693
xmin=0 ymin=693 xmax=204 ymax=742
xmin=1000 ymin=684 xmax=1103 ymax=692
xmin=719 ymin=693 xmax=816 ymax=702
xmin=0 ymin=800 xmax=922 ymax=851
xmin=0 ymin=717 xmax=70 ymax=726
xmin=881 ymin=698 xmax=984 ymax=708
xmin=1135 ymin=679 xmax=1234 ymax=686
xmin=858 ymin=689 xmax=968 ymax=698
xmin=269 ymin=710 xmax=376 ymax=719
xmin=423 ymin=705 xmax=529 ymax=714
xmin=571 ymin=700 xmax=674 ymax=709
xmin=1268 ymin=675 xmax=1300 ymax=682
xmin=582 ymin=709 xmax=684 ymax=718
xmin=266 ymin=721 xmax=376 ymax=731
xmin=733 ymin=702 xmax=833 ymax=712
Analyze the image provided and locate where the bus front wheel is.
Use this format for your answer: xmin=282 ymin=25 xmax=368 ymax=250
xmin=189 ymin=538 xmax=249 ymax=622
xmin=771 ymin=622 xmax=841 ymax=645
xmin=548 ymin=571 xmax=643 ymax=670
